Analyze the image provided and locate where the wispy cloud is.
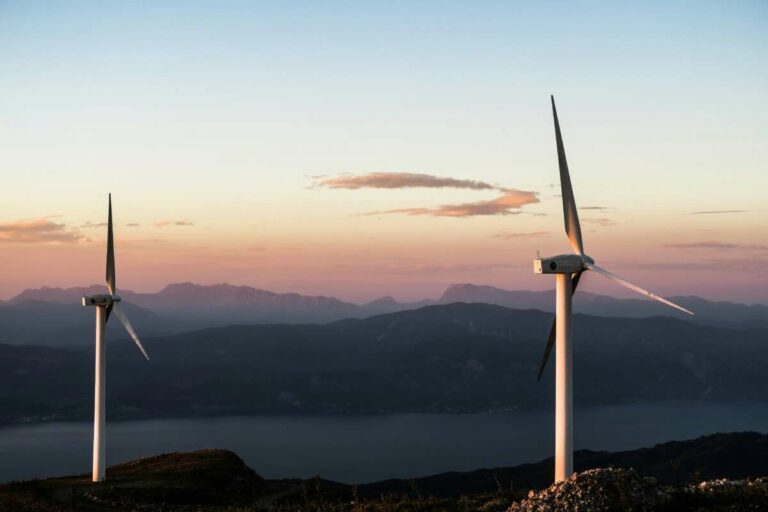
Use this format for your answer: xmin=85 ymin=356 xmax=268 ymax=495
xmin=369 ymin=190 xmax=539 ymax=217
xmin=619 ymin=257 xmax=768 ymax=274
xmin=154 ymin=220 xmax=194 ymax=228
xmin=79 ymin=221 xmax=108 ymax=229
xmin=329 ymin=261 xmax=527 ymax=275
xmin=126 ymin=223 xmax=141 ymax=227
xmin=0 ymin=218 xmax=83 ymax=244
xmin=581 ymin=206 xmax=612 ymax=211
xmin=690 ymin=210 xmax=749 ymax=215
xmin=493 ymin=230 xmax=550 ymax=240
xmin=582 ymin=217 xmax=618 ymax=227
xmin=665 ymin=241 xmax=768 ymax=251
xmin=319 ymin=172 xmax=539 ymax=217
xmin=316 ymin=172 xmax=502 ymax=191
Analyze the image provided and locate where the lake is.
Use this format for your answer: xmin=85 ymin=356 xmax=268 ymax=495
xmin=0 ymin=401 xmax=766 ymax=484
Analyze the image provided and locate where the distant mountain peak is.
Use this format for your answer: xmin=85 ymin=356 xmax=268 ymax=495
xmin=158 ymin=282 xmax=276 ymax=299
xmin=440 ymin=283 xmax=544 ymax=303
xmin=9 ymin=284 xmax=107 ymax=304
xmin=366 ymin=296 xmax=400 ymax=307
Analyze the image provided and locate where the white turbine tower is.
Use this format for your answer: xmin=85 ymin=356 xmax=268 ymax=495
xmin=534 ymin=96 xmax=694 ymax=483
xmin=81 ymin=194 xmax=150 ymax=482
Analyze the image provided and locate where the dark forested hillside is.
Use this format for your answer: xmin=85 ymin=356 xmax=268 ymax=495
xmin=1 ymin=303 xmax=766 ymax=423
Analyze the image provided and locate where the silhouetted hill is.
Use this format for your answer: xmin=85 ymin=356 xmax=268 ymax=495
xmin=0 ymin=449 xmax=268 ymax=511
xmin=358 ymin=431 xmax=768 ymax=497
xmin=0 ymin=303 xmax=766 ymax=423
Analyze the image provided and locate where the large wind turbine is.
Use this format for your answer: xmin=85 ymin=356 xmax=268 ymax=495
xmin=534 ymin=97 xmax=694 ymax=483
xmin=81 ymin=194 xmax=150 ymax=482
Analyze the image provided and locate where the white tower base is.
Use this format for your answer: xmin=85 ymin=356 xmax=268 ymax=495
xmin=92 ymin=306 xmax=106 ymax=482
xmin=555 ymin=273 xmax=573 ymax=482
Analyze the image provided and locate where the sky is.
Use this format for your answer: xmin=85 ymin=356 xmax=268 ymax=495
xmin=0 ymin=1 xmax=766 ymax=303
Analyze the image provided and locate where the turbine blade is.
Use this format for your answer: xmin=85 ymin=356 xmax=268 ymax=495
xmin=537 ymin=271 xmax=582 ymax=381
xmin=113 ymin=304 xmax=150 ymax=360
xmin=551 ymin=96 xmax=584 ymax=255
xmin=106 ymin=194 xmax=116 ymax=296
xmin=586 ymin=263 xmax=694 ymax=315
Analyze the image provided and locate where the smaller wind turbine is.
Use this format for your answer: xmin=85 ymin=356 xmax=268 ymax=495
xmin=81 ymin=194 xmax=149 ymax=482
xmin=534 ymin=96 xmax=694 ymax=484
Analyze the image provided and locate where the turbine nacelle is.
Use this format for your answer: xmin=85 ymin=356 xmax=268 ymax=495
xmin=533 ymin=254 xmax=593 ymax=274
xmin=81 ymin=294 xmax=121 ymax=307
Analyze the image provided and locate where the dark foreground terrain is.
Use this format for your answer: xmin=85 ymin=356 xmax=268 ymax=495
xmin=1 ymin=432 xmax=766 ymax=511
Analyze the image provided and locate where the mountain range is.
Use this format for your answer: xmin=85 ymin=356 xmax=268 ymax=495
xmin=1 ymin=302 xmax=766 ymax=423
xmin=1 ymin=282 xmax=767 ymax=348
xmin=8 ymin=282 xmax=364 ymax=323
xmin=441 ymin=283 xmax=768 ymax=328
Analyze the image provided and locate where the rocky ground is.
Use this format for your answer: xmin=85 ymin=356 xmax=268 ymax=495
xmin=508 ymin=468 xmax=664 ymax=512
xmin=508 ymin=468 xmax=768 ymax=512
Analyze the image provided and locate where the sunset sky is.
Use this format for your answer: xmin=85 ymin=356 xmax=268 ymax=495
xmin=1 ymin=1 xmax=766 ymax=303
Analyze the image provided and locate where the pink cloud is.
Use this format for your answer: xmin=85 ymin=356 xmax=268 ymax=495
xmin=665 ymin=241 xmax=768 ymax=251
xmin=370 ymin=190 xmax=539 ymax=217
xmin=319 ymin=172 xmax=539 ymax=217
xmin=79 ymin=221 xmax=108 ymax=229
xmin=0 ymin=218 xmax=83 ymax=244
xmin=317 ymin=172 xmax=501 ymax=191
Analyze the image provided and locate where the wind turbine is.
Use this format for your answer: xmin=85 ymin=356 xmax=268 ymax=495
xmin=81 ymin=194 xmax=150 ymax=482
xmin=534 ymin=96 xmax=694 ymax=483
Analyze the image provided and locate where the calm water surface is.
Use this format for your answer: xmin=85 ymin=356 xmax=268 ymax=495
xmin=0 ymin=401 xmax=766 ymax=483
